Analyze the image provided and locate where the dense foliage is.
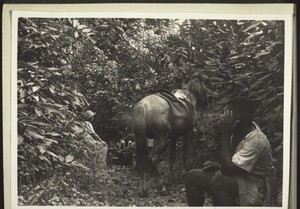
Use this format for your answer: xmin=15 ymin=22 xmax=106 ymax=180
xmin=17 ymin=17 xmax=284 ymax=206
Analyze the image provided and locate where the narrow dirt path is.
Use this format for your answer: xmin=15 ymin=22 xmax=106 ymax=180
xmin=101 ymin=165 xmax=187 ymax=206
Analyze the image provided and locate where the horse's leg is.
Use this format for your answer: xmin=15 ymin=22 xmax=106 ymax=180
xmin=182 ymin=131 xmax=192 ymax=175
xmin=132 ymin=104 xmax=150 ymax=197
xmin=148 ymin=137 xmax=169 ymax=192
xmin=168 ymin=136 xmax=177 ymax=185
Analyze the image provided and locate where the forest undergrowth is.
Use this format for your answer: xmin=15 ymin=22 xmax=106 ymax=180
xmin=18 ymin=143 xmax=215 ymax=206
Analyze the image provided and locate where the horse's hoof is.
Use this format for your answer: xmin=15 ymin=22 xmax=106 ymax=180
xmin=160 ymin=186 xmax=169 ymax=196
xmin=138 ymin=188 xmax=149 ymax=198
xmin=167 ymin=177 xmax=175 ymax=185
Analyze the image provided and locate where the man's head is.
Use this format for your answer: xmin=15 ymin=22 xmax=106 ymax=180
xmin=228 ymin=96 xmax=257 ymax=122
xmin=83 ymin=110 xmax=96 ymax=121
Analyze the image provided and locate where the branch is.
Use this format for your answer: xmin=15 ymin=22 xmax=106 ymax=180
xmin=17 ymin=89 xmax=42 ymax=102
xmin=30 ymin=173 xmax=57 ymax=205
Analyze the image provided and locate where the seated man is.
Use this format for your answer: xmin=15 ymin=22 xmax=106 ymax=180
xmin=185 ymin=96 xmax=274 ymax=206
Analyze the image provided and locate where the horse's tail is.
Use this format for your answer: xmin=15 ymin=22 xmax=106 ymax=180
xmin=132 ymin=102 xmax=148 ymax=174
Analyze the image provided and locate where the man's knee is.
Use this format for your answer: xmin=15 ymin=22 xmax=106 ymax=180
xmin=209 ymin=174 xmax=223 ymax=189
xmin=209 ymin=174 xmax=237 ymax=192
xmin=184 ymin=169 xmax=203 ymax=185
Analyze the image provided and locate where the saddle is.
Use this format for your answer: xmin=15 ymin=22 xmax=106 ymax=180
xmin=157 ymin=89 xmax=195 ymax=128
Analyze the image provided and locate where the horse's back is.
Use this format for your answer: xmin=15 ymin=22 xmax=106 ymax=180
xmin=137 ymin=94 xmax=169 ymax=114
xmin=133 ymin=94 xmax=171 ymax=138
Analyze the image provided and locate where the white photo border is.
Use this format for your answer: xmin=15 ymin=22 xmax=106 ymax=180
xmin=3 ymin=3 xmax=295 ymax=209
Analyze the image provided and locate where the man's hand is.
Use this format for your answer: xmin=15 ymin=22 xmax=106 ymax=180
xmin=91 ymin=133 xmax=107 ymax=147
xmin=101 ymin=140 xmax=108 ymax=147
xmin=220 ymin=110 xmax=234 ymax=141
xmin=203 ymin=160 xmax=219 ymax=172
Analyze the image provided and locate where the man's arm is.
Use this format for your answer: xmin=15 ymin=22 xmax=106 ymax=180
xmin=85 ymin=122 xmax=107 ymax=146
xmin=90 ymin=132 xmax=101 ymax=141
xmin=220 ymin=136 xmax=247 ymax=175
xmin=219 ymin=110 xmax=248 ymax=175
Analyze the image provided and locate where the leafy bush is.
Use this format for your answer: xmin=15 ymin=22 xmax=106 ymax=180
xmin=17 ymin=18 xmax=107 ymax=194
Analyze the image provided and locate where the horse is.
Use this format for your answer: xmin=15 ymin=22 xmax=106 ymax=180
xmin=132 ymin=79 xmax=207 ymax=196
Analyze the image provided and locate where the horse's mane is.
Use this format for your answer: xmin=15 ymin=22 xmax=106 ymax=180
xmin=182 ymin=79 xmax=207 ymax=110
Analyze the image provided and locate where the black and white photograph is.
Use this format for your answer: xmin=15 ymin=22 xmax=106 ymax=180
xmin=2 ymin=4 xmax=295 ymax=209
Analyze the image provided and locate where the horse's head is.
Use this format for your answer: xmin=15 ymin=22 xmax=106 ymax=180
xmin=183 ymin=79 xmax=208 ymax=110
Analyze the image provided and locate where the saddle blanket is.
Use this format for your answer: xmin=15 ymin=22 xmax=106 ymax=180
xmin=157 ymin=89 xmax=195 ymax=127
